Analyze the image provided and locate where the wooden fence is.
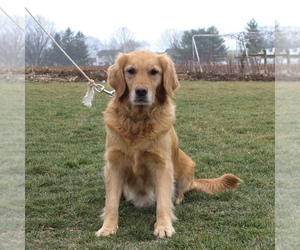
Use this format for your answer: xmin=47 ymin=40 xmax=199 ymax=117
xmin=248 ymin=49 xmax=300 ymax=75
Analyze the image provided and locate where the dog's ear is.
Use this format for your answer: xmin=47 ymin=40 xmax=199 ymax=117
xmin=107 ymin=53 xmax=128 ymax=99
xmin=159 ymin=54 xmax=179 ymax=97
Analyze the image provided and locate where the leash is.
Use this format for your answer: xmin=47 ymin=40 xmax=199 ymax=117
xmin=25 ymin=7 xmax=115 ymax=107
xmin=0 ymin=7 xmax=25 ymax=32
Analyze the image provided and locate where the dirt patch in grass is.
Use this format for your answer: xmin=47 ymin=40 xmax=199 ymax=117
xmin=25 ymin=66 xmax=109 ymax=83
xmin=25 ymin=65 xmax=275 ymax=83
xmin=179 ymin=71 xmax=275 ymax=81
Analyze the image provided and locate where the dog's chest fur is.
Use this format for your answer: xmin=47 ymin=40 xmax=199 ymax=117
xmin=103 ymin=101 xmax=176 ymax=207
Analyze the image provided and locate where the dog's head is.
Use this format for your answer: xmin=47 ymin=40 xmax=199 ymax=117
xmin=107 ymin=51 xmax=179 ymax=105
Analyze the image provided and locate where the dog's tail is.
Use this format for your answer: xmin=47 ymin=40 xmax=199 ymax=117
xmin=190 ymin=174 xmax=243 ymax=194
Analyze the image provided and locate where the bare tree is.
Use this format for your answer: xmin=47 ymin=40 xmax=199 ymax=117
xmin=114 ymin=27 xmax=134 ymax=53
xmin=157 ymin=29 xmax=183 ymax=52
xmin=111 ymin=27 xmax=144 ymax=53
xmin=85 ymin=36 xmax=103 ymax=55
xmin=0 ymin=14 xmax=24 ymax=66
xmin=102 ymin=37 xmax=118 ymax=51
xmin=25 ymin=15 xmax=55 ymax=66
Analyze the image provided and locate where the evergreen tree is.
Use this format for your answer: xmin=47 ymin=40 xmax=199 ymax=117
xmin=245 ymin=19 xmax=264 ymax=53
xmin=178 ymin=26 xmax=227 ymax=63
xmin=42 ymin=33 xmax=65 ymax=65
xmin=61 ymin=27 xmax=74 ymax=65
xmin=42 ymin=28 xmax=91 ymax=65
xmin=73 ymin=31 xmax=90 ymax=65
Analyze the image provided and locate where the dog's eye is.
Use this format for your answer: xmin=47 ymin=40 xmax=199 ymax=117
xmin=127 ymin=68 xmax=135 ymax=75
xmin=150 ymin=69 xmax=158 ymax=75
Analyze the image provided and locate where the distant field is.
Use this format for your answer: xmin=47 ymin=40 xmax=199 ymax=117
xmin=25 ymin=81 xmax=275 ymax=248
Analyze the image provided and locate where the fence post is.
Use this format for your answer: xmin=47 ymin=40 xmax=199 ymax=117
xmin=286 ymin=49 xmax=290 ymax=74
xmin=241 ymin=51 xmax=246 ymax=74
xmin=264 ymin=49 xmax=268 ymax=74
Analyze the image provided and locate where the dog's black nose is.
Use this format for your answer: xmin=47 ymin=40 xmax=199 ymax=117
xmin=135 ymin=86 xmax=148 ymax=97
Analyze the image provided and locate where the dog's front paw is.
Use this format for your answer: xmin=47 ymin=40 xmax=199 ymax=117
xmin=95 ymin=226 xmax=118 ymax=237
xmin=154 ymin=225 xmax=175 ymax=238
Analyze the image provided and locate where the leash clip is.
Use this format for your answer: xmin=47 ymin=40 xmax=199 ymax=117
xmin=94 ymin=84 xmax=115 ymax=98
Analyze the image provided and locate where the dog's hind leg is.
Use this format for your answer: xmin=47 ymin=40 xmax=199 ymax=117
xmin=174 ymin=177 xmax=192 ymax=204
xmin=174 ymin=149 xmax=196 ymax=204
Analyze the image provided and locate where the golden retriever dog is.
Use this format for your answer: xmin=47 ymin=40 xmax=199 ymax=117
xmin=95 ymin=51 xmax=242 ymax=239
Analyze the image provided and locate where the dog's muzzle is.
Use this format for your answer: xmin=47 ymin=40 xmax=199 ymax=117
xmin=133 ymin=86 xmax=150 ymax=105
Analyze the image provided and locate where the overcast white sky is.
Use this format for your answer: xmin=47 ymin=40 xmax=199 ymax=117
xmin=1 ymin=0 xmax=300 ymax=51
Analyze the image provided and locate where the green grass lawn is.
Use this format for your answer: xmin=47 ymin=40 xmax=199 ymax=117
xmin=25 ymin=81 xmax=274 ymax=249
